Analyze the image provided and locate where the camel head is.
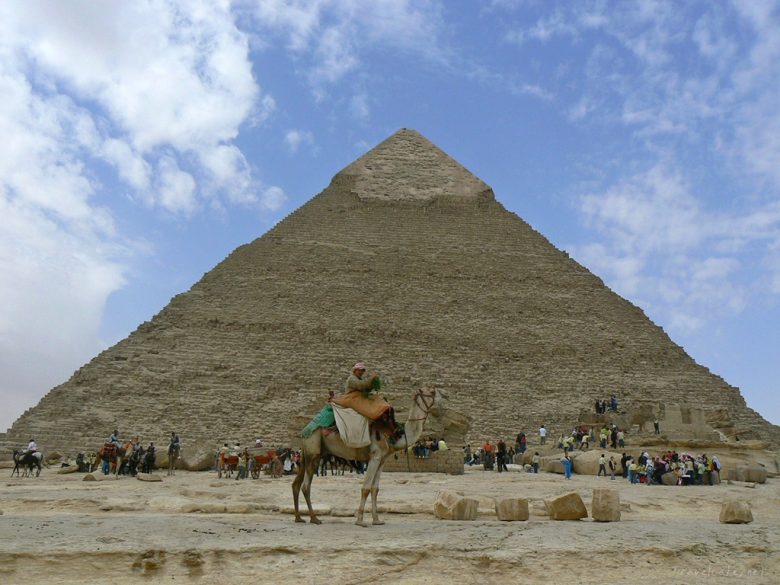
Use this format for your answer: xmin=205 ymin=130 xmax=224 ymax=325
xmin=411 ymin=386 xmax=448 ymax=421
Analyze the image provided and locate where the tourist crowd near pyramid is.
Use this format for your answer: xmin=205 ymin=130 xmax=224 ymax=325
xmin=1 ymin=129 xmax=778 ymax=459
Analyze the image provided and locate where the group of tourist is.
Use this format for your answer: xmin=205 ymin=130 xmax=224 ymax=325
xmin=594 ymin=395 xmax=619 ymax=414
xmin=621 ymin=451 xmax=722 ymax=486
xmin=412 ymin=437 xmax=448 ymax=459
xmin=558 ymin=424 xmax=627 ymax=452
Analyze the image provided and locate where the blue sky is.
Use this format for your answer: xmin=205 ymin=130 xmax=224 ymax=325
xmin=1 ymin=0 xmax=779 ymax=432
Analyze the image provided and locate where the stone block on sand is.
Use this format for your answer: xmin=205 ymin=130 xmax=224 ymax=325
xmin=495 ymin=498 xmax=529 ymax=521
xmin=591 ymin=488 xmax=620 ymax=522
xmin=730 ymin=465 xmax=767 ymax=484
xmin=433 ymin=491 xmax=478 ymax=521
xmin=180 ymin=443 xmax=215 ymax=471
xmin=541 ymin=456 xmax=565 ymax=474
xmin=661 ymin=472 xmax=678 ymax=486
xmin=545 ymin=492 xmax=587 ymax=521
xmin=137 ymin=473 xmax=163 ymax=482
xmin=571 ymin=450 xmax=620 ymax=476
xmin=56 ymin=466 xmax=79 ymax=474
xmin=719 ymin=500 xmax=753 ymax=524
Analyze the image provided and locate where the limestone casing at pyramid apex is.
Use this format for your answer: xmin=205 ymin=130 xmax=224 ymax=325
xmin=333 ymin=128 xmax=495 ymax=202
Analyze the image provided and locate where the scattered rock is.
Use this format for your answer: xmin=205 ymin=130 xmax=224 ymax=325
xmin=225 ymin=503 xmax=257 ymax=514
xmin=57 ymin=466 xmax=79 ymax=474
xmin=571 ymin=450 xmax=622 ymax=476
xmin=541 ymin=456 xmax=565 ymax=474
xmin=727 ymin=480 xmax=757 ymax=488
xmin=530 ymin=500 xmax=549 ymax=516
xmin=180 ymin=443 xmax=215 ymax=472
xmin=83 ymin=473 xmax=117 ymax=481
xmin=494 ymin=498 xmax=529 ymax=521
xmin=545 ymin=492 xmax=587 ymax=521
xmin=137 ymin=473 xmax=163 ymax=482
xmin=719 ymin=500 xmax=753 ymax=524
xmin=729 ymin=465 xmax=767 ymax=484
xmin=660 ymin=472 xmax=678 ymax=486
xmin=433 ymin=490 xmax=478 ymax=520
xmin=591 ymin=488 xmax=620 ymax=522
xmin=280 ymin=504 xmax=332 ymax=516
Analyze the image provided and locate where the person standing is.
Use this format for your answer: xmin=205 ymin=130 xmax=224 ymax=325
xmin=532 ymin=452 xmax=540 ymax=473
xmin=653 ymin=419 xmax=660 ymax=434
xmin=608 ymin=456 xmax=617 ymax=480
xmin=539 ymin=425 xmax=547 ymax=445
xmin=598 ymin=454 xmax=607 ymax=477
xmin=561 ymin=453 xmax=572 ymax=480
xmin=496 ymin=440 xmax=508 ymax=473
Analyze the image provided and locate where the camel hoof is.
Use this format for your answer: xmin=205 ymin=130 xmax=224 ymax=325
xmin=372 ymin=520 xmax=385 ymax=526
xmin=310 ymin=517 xmax=323 ymax=525
xmin=355 ymin=520 xmax=369 ymax=527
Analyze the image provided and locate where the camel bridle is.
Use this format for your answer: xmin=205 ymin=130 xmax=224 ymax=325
xmin=407 ymin=388 xmax=437 ymax=423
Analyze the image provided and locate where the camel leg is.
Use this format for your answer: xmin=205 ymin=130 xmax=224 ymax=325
xmin=369 ymin=464 xmax=386 ymax=525
xmin=301 ymin=456 xmax=322 ymax=524
xmin=291 ymin=457 xmax=307 ymax=523
xmin=356 ymin=456 xmax=382 ymax=527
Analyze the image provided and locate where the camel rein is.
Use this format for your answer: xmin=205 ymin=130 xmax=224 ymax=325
xmin=404 ymin=390 xmax=436 ymax=472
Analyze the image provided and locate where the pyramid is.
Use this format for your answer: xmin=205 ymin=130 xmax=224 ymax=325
xmin=2 ymin=128 xmax=778 ymax=457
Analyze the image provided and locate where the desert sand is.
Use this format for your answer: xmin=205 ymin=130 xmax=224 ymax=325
xmin=0 ymin=465 xmax=777 ymax=585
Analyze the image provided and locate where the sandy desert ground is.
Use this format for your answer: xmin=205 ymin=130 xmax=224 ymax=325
xmin=0 ymin=464 xmax=778 ymax=585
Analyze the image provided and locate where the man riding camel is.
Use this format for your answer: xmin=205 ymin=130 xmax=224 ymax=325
xmin=331 ymin=362 xmax=399 ymax=438
xmin=108 ymin=429 xmax=121 ymax=449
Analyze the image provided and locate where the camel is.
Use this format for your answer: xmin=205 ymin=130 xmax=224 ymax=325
xmin=292 ymin=387 xmax=445 ymax=527
xmin=98 ymin=441 xmax=131 ymax=476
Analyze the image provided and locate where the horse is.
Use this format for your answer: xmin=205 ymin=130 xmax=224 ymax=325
xmin=127 ymin=446 xmax=144 ymax=476
xmin=141 ymin=448 xmax=156 ymax=474
xmin=218 ymin=453 xmax=239 ymax=478
xmin=12 ymin=450 xmax=43 ymax=477
xmin=248 ymin=448 xmax=288 ymax=479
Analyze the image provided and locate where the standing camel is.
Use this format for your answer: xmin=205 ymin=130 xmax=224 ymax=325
xmin=292 ymin=387 xmax=445 ymax=527
xmin=98 ymin=442 xmax=131 ymax=476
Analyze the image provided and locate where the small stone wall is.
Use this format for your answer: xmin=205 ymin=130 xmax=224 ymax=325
xmin=383 ymin=448 xmax=464 ymax=474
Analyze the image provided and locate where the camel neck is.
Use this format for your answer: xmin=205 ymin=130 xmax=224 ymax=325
xmin=393 ymin=400 xmax=428 ymax=451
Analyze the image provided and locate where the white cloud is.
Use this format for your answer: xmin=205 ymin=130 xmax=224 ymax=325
xmin=157 ymin=156 xmax=198 ymax=215
xmin=573 ymin=163 xmax=780 ymax=334
xmin=349 ymin=93 xmax=370 ymax=121
xmin=248 ymin=0 xmax=446 ymax=89
xmin=0 ymin=0 xmax=278 ymax=430
xmin=260 ymin=186 xmax=287 ymax=211
xmin=284 ymin=129 xmax=315 ymax=154
xmin=1 ymin=1 xmax=266 ymax=209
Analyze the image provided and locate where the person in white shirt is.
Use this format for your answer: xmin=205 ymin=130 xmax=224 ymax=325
xmin=27 ymin=439 xmax=38 ymax=453
xmin=539 ymin=425 xmax=547 ymax=445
